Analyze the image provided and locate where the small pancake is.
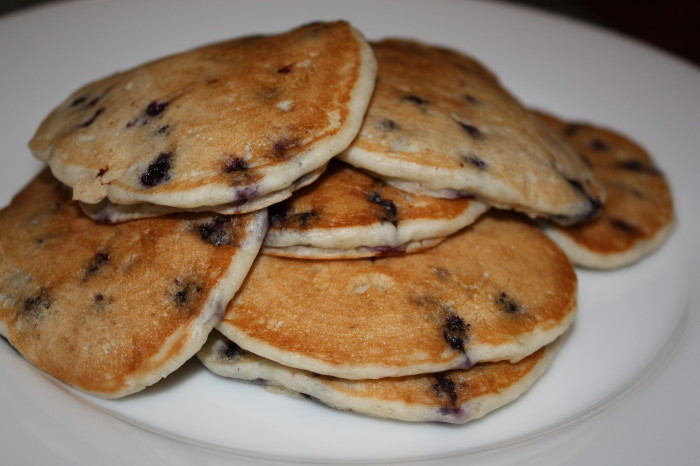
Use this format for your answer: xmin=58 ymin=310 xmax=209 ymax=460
xmin=339 ymin=39 xmax=605 ymax=224
xmin=535 ymin=111 xmax=675 ymax=269
xmin=217 ymin=211 xmax=577 ymax=379
xmin=262 ymin=160 xmax=489 ymax=259
xmin=29 ymin=21 xmax=376 ymax=213
xmin=0 ymin=170 xmax=267 ymax=398
xmin=199 ymin=330 xmax=561 ymax=424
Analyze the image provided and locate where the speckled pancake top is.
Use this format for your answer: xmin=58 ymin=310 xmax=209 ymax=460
xmin=263 ymin=160 xmax=488 ymax=258
xmin=29 ymin=21 xmax=376 ymax=213
xmin=199 ymin=330 xmax=561 ymax=424
xmin=339 ymin=39 xmax=605 ymax=224
xmin=536 ymin=111 xmax=675 ymax=269
xmin=218 ymin=211 xmax=577 ymax=379
xmin=0 ymin=170 xmax=267 ymax=398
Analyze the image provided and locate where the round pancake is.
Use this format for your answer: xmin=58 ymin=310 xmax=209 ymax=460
xmin=0 ymin=170 xmax=267 ymax=398
xmin=217 ymin=211 xmax=577 ymax=379
xmin=262 ymin=160 xmax=489 ymax=259
xmin=535 ymin=111 xmax=675 ymax=269
xmin=199 ymin=330 xmax=561 ymax=424
xmin=338 ymin=39 xmax=605 ymax=224
xmin=78 ymin=165 xmax=325 ymax=223
xmin=29 ymin=21 xmax=376 ymax=213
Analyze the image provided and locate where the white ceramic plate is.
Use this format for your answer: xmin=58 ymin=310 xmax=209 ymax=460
xmin=1 ymin=1 xmax=699 ymax=464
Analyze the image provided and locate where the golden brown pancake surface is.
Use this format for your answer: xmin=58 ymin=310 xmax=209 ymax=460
xmin=0 ymin=170 xmax=266 ymax=397
xmin=218 ymin=211 xmax=577 ymax=379
xmin=29 ymin=21 xmax=376 ymax=213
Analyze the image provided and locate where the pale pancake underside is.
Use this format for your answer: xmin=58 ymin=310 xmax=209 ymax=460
xmin=29 ymin=21 xmax=377 ymax=214
xmin=80 ymin=166 xmax=325 ymax=223
xmin=0 ymin=170 xmax=267 ymax=398
xmin=339 ymin=39 xmax=605 ymax=224
xmin=218 ymin=212 xmax=577 ymax=379
xmin=262 ymin=161 xmax=489 ymax=259
xmin=535 ymin=111 xmax=675 ymax=269
xmin=199 ymin=330 xmax=562 ymax=424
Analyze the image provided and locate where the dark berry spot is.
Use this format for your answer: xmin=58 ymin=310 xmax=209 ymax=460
xmin=83 ymin=252 xmax=110 ymax=282
xmin=402 ymin=95 xmax=429 ymax=106
xmin=197 ymin=216 xmax=235 ymax=247
xmin=145 ymin=100 xmax=170 ymax=117
xmin=235 ymin=185 xmax=260 ymax=201
xmin=277 ymin=64 xmax=293 ymax=74
xmin=221 ymin=340 xmax=243 ymax=360
xmin=272 ymin=138 xmax=302 ymax=159
xmin=564 ymin=124 xmax=581 ymax=136
xmin=97 ymin=167 xmax=109 ymax=178
xmin=456 ymin=120 xmax=482 ymax=139
xmin=22 ymin=289 xmax=52 ymax=317
xmin=94 ymin=293 xmax=104 ymax=302
xmin=157 ymin=125 xmax=171 ymax=135
xmin=140 ymin=152 xmax=172 ymax=187
xmin=369 ymin=245 xmax=406 ymax=256
xmin=433 ymin=374 xmax=458 ymax=407
xmin=378 ymin=118 xmax=399 ymax=131
xmin=464 ymin=94 xmax=478 ymax=103
xmin=611 ymin=218 xmax=639 ymax=235
xmin=368 ymin=192 xmax=398 ymax=225
xmin=617 ymin=160 xmax=661 ymax=175
xmin=223 ymin=155 xmax=249 ymax=173
xmin=172 ymin=280 xmax=203 ymax=308
xmin=70 ymin=95 xmax=87 ymax=107
xmin=461 ymin=153 xmax=488 ymax=170
xmin=590 ymin=138 xmax=609 ymax=151
xmin=496 ymin=292 xmax=521 ymax=313
xmin=79 ymin=107 xmax=105 ymax=128
xmin=443 ymin=314 xmax=469 ymax=351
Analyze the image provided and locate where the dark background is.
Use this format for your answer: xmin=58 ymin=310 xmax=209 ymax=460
xmin=2 ymin=0 xmax=699 ymax=67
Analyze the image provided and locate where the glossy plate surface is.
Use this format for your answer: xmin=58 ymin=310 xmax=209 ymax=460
xmin=1 ymin=1 xmax=699 ymax=464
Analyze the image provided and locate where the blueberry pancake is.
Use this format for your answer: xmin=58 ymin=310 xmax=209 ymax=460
xmin=217 ymin=211 xmax=577 ymax=379
xmin=535 ymin=111 xmax=675 ymax=269
xmin=199 ymin=330 xmax=561 ymax=424
xmin=29 ymin=21 xmax=376 ymax=214
xmin=0 ymin=170 xmax=267 ymax=398
xmin=262 ymin=160 xmax=489 ymax=259
xmin=339 ymin=39 xmax=605 ymax=224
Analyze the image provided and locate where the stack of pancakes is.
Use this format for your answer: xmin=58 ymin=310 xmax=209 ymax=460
xmin=0 ymin=21 xmax=674 ymax=423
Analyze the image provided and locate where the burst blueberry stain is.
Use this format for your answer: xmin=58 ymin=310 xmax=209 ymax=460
xmin=464 ymin=93 xmax=478 ymax=103
xmin=273 ymin=138 xmax=301 ymax=158
xmin=79 ymin=107 xmax=105 ymax=128
xmin=22 ymin=288 xmax=52 ymax=317
xmin=277 ymin=64 xmax=293 ymax=74
xmin=173 ymin=280 xmax=203 ymax=308
xmin=221 ymin=340 xmax=243 ymax=360
xmin=461 ymin=153 xmax=488 ymax=170
xmin=611 ymin=218 xmax=639 ymax=235
xmin=457 ymin=121 xmax=482 ymax=139
xmin=96 ymin=167 xmax=109 ymax=178
xmin=590 ymin=138 xmax=609 ymax=151
xmin=140 ymin=152 xmax=172 ymax=187
xmin=443 ymin=314 xmax=469 ymax=351
xmin=197 ymin=216 xmax=235 ymax=246
xmin=145 ymin=100 xmax=170 ymax=117
xmin=402 ymin=95 xmax=429 ymax=106
xmin=157 ymin=125 xmax=171 ymax=135
xmin=223 ymin=156 xmax=249 ymax=173
xmin=370 ymin=245 xmax=406 ymax=256
xmin=433 ymin=374 xmax=459 ymax=406
xmin=617 ymin=160 xmax=661 ymax=175
xmin=367 ymin=192 xmax=398 ymax=225
xmin=496 ymin=292 xmax=521 ymax=313
xmin=378 ymin=118 xmax=399 ymax=131
xmin=82 ymin=252 xmax=110 ymax=282
xmin=69 ymin=95 xmax=87 ymax=107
